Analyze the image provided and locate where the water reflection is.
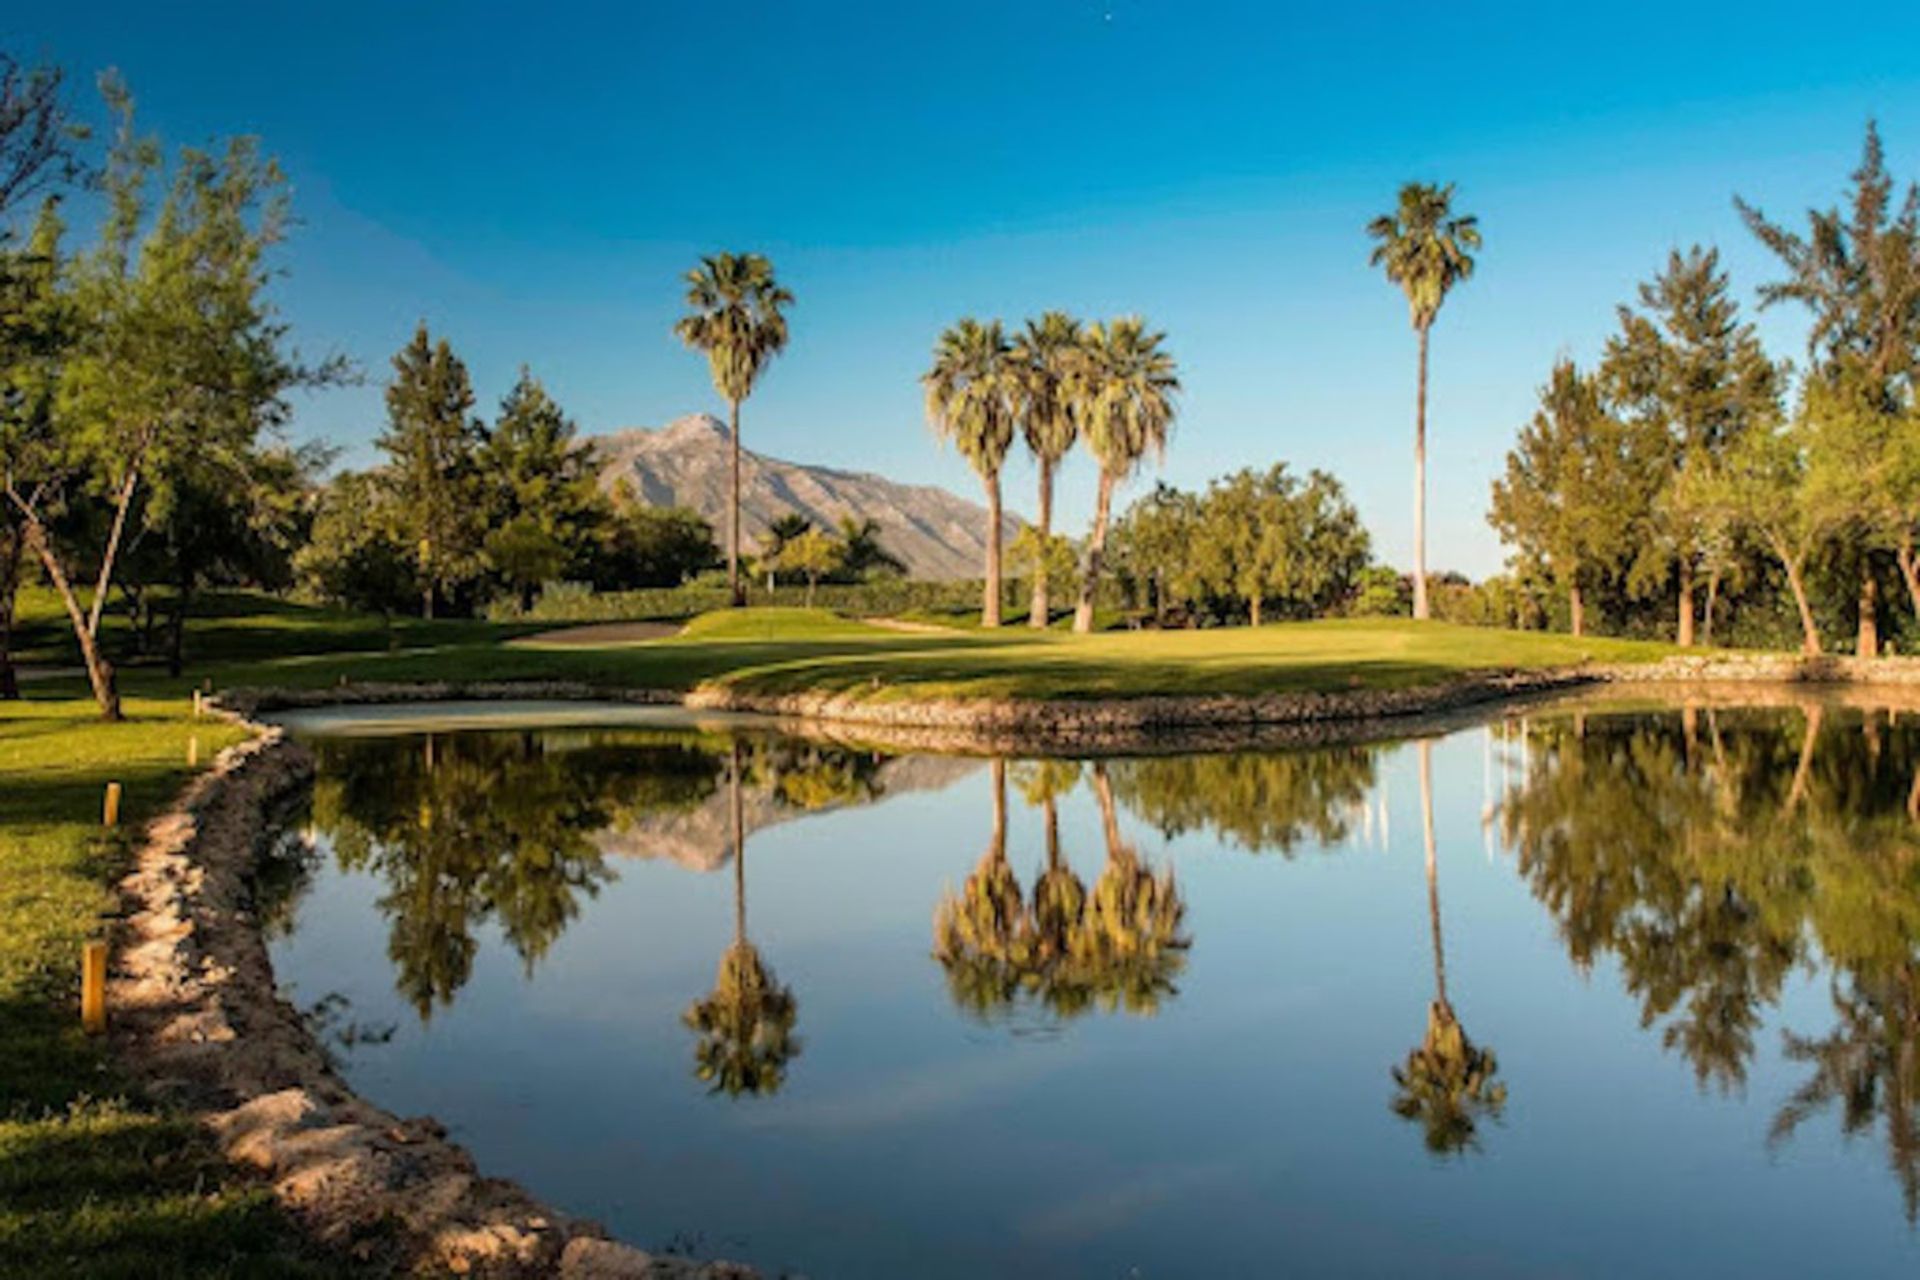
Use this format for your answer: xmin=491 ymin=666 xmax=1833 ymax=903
xmin=1498 ymin=702 xmax=1920 ymax=1218
xmin=285 ymin=701 xmax=1920 ymax=1237
xmin=931 ymin=760 xmax=1190 ymax=1024
xmin=682 ymin=742 xmax=801 ymax=1097
xmin=1392 ymin=740 xmax=1506 ymax=1155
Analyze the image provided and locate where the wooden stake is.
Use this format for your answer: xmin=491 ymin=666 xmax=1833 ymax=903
xmin=192 ymin=690 xmax=203 ymax=719
xmin=103 ymin=782 xmax=121 ymax=827
xmin=82 ymin=941 xmax=107 ymax=1034
xmin=187 ymin=736 xmax=199 ymax=769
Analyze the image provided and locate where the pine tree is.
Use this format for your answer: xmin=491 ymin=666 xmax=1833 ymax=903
xmin=378 ymin=323 xmax=484 ymax=618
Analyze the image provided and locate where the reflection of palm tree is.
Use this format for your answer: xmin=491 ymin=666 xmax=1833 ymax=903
xmin=683 ymin=742 xmax=801 ymax=1096
xmin=1019 ymin=761 xmax=1086 ymax=967
xmin=932 ymin=759 xmax=1031 ymax=1015
xmin=1392 ymin=740 xmax=1506 ymax=1154
xmin=1075 ymin=764 xmax=1190 ymax=1015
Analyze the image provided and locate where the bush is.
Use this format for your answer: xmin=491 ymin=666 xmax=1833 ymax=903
xmin=491 ymin=577 xmax=1010 ymax=623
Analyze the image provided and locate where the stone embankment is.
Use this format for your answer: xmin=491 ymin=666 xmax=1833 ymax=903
xmin=112 ymin=713 xmax=753 ymax=1278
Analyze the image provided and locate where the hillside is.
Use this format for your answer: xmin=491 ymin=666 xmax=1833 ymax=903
xmin=592 ymin=414 xmax=1019 ymax=580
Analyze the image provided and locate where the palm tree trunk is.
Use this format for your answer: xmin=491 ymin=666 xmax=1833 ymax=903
xmin=1677 ymin=557 xmax=1695 ymax=647
xmin=730 ymin=741 xmax=746 ymax=942
xmin=729 ymin=398 xmax=745 ymax=608
xmin=982 ymin=471 xmax=1003 ymax=628
xmin=1092 ymin=762 xmax=1122 ymax=860
xmin=1858 ymin=566 xmax=1880 ymax=658
xmin=1074 ymin=470 xmax=1116 ymax=634
xmin=1044 ymin=794 xmax=1061 ymax=870
xmin=1412 ymin=322 xmax=1431 ymax=622
xmin=1029 ymin=458 xmax=1054 ymax=628
xmin=1419 ymin=740 xmax=1446 ymax=1010
xmin=1568 ymin=580 xmax=1585 ymax=638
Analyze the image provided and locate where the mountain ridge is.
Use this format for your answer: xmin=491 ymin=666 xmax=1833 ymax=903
xmin=591 ymin=413 xmax=1017 ymax=580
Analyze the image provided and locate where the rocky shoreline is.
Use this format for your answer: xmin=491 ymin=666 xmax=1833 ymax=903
xmin=136 ymin=652 xmax=1920 ymax=1275
xmin=111 ymin=711 xmax=752 ymax=1279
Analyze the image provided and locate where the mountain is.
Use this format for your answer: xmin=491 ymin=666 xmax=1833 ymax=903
xmin=591 ymin=414 xmax=1019 ymax=580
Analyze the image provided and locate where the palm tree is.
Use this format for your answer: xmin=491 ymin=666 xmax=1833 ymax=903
xmin=931 ymin=758 xmax=1030 ymax=1016
xmin=682 ymin=741 xmax=801 ymax=1095
xmin=1013 ymin=312 xmax=1085 ymax=627
xmin=1072 ymin=318 xmax=1180 ymax=634
xmin=1391 ymin=740 xmax=1506 ymax=1153
xmin=673 ymin=253 xmax=794 ymax=607
xmin=924 ymin=319 xmax=1018 ymax=626
xmin=1366 ymin=184 xmax=1481 ymax=621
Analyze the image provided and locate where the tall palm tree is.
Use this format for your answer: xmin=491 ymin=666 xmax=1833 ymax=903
xmin=1071 ymin=318 xmax=1180 ymax=634
xmin=1013 ymin=312 xmax=1085 ymax=627
xmin=1367 ymin=184 xmax=1481 ymax=621
xmin=924 ymin=318 xmax=1018 ymax=626
xmin=674 ymin=253 xmax=794 ymax=607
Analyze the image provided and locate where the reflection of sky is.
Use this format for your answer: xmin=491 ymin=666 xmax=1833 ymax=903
xmin=270 ymin=719 xmax=1920 ymax=1280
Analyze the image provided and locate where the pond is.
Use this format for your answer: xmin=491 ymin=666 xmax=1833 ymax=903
xmin=262 ymin=699 xmax=1920 ymax=1278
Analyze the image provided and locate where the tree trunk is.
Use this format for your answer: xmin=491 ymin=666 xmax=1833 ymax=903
xmin=0 ymin=526 xmax=20 ymax=699
xmin=1568 ymin=580 xmax=1585 ymax=638
xmin=989 ymin=758 xmax=1007 ymax=858
xmin=805 ymin=573 xmax=817 ymax=608
xmin=1418 ymin=740 xmax=1446 ymax=1009
xmin=1858 ymin=566 xmax=1880 ymax=658
xmin=1785 ymin=704 xmax=1823 ymax=814
xmin=17 ymin=517 xmax=119 ymax=720
xmin=1073 ymin=470 xmax=1116 ymax=634
xmin=1677 ymin=558 xmax=1695 ymax=647
xmin=1092 ymin=762 xmax=1122 ymax=858
xmin=982 ymin=471 xmax=1003 ymax=628
xmin=167 ymin=578 xmax=191 ymax=679
xmin=728 ymin=398 xmax=745 ymax=608
xmin=1029 ymin=458 xmax=1054 ymax=628
xmin=1899 ymin=533 xmax=1920 ymax=625
xmin=1703 ymin=567 xmax=1721 ymax=647
xmin=1250 ymin=593 xmax=1263 ymax=628
xmin=1781 ymin=550 xmax=1822 ymax=656
xmin=1412 ymin=322 xmax=1431 ymax=622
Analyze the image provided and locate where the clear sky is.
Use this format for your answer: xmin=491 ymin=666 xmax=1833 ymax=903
xmin=8 ymin=1 xmax=1920 ymax=576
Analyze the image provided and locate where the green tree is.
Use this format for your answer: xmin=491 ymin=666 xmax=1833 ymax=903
xmin=1367 ymin=182 xmax=1481 ymax=621
xmin=1009 ymin=524 xmax=1077 ymax=612
xmin=479 ymin=367 xmax=603 ymax=606
xmin=1013 ymin=311 xmax=1083 ymax=626
xmin=1601 ymin=247 xmax=1783 ymax=645
xmin=1709 ymin=400 xmax=1835 ymax=654
xmin=924 ymin=317 xmax=1017 ymax=626
xmin=756 ymin=511 xmax=812 ymax=590
xmin=1350 ymin=565 xmax=1412 ymax=617
xmin=1072 ymin=317 xmax=1180 ymax=633
xmin=833 ymin=515 xmax=905 ymax=580
xmin=378 ymin=323 xmax=485 ymax=618
xmin=774 ymin=526 xmax=842 ymax=606
xmin=674 ymin=252 xmax=793 ymax=608
xmin=1738 ymin=124 xmax=1920 ymax=656
xmin=6 ymin=97 xmax=318 ymax=719
xmin=595 ymin=485 xmax=718 ymax=589
xmin=295 ymin=472 xmax=418 ymax=630
xmin=1110 ymin=482 xmax=1201 ymax=624
xmin=1489 ymin=360 xmax=1659 ymax=636
xmin=1193 ymin=464 xmax=1370 ymax=625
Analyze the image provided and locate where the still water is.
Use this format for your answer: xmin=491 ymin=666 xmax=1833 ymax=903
xmin=264 ymin=699 xmax=1920 ymax=1278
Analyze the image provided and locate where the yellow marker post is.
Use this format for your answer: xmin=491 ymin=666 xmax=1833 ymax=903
xmin=82 ymin=941 xmax=107 ymax=1034
xmin=103 ymin=782 xmax=122 ymax=828
xmin=192 ymin=689 xmax=203 ymax=719
xmin=188 ymin=736 xmax=199 ymax=769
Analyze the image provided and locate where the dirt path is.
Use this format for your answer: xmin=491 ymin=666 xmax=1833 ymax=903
xmin=515 ymin=620 xmax=684 ymax=647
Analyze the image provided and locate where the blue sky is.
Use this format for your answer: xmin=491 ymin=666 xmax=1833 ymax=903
xmin=8 ymin=1 xmax=1920 ymax=576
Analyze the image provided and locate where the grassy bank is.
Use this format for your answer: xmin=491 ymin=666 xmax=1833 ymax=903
xmin=0 ymin=698 xmax=343 ymax=1278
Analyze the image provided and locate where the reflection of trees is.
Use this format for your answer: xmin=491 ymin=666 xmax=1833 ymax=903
xmin=1107 ymin=747 xmax=1377 ymax=854
xmin=310 ymin=730 xmax=725 ymax=1019
xmin=932 ymin=759 xmax=1189 ymax=1025
xmin=1392 ymin=740 xmax=1505 ymax=1154
xmin=683 ymin=742 xmax=801 ymax=1097
xmin=1500 ymin=703 xmax=1920 ymax=1218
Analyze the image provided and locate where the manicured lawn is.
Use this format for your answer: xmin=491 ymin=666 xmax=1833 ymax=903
xmin=0 ymin=697 xmax=345 ymax=1278
xmin=83 ymin=600 xmax=1670 ymax=706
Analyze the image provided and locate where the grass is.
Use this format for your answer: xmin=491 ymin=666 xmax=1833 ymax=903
xmin=0 ymin=697 xmax=347 ymax=1278
xmin=0 ymin=591 xmax=1675 ymax=1274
